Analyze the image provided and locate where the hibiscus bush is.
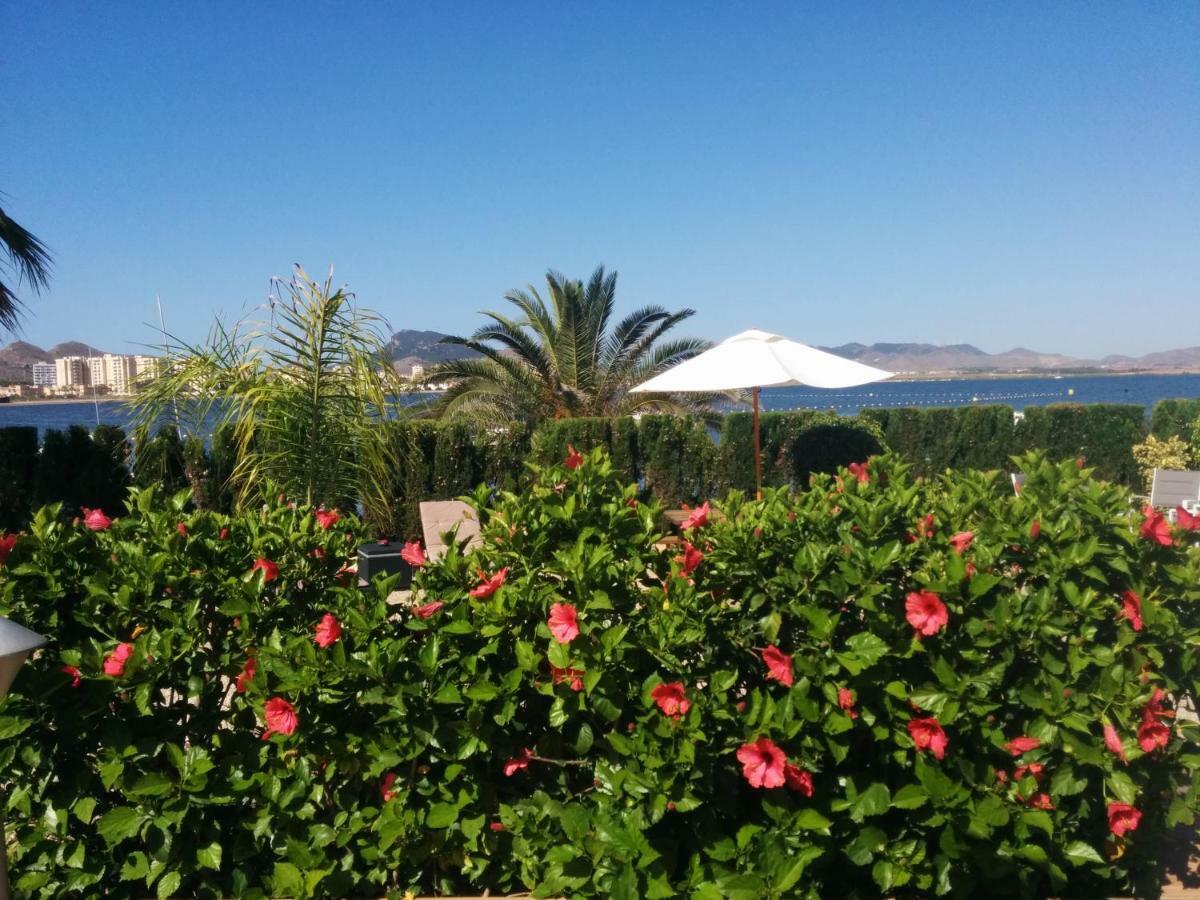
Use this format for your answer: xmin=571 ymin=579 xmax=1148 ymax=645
xmin=2 ymin=448 xmax=1200 ymax=898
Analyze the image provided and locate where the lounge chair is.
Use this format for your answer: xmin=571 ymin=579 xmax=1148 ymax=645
xmin=1148 ymin=468 xmax=1200 ymax=512
xmin=419 ymin=500 xmax=484 ymax=561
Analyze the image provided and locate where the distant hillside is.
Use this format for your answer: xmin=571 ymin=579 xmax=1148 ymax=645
xmin=0 ymin=340 xmax=52 ymax=366
xmin=49 ymin=341 xmax=107 ymax=358
xmin=384 ymin=329 xmax=479 ymax=374
xmin=819 ymin=342 xmax=1200 ymax=374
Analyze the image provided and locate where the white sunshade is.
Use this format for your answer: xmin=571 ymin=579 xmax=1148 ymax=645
xmin=630 ymin=329 xmax=893 ymax=393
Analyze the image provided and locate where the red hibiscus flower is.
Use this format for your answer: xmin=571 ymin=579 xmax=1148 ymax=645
xmin=176 ymin=522 xmax=188 ymax=538
xmin=103 ymin=642 xmax=135 ymax=677
xmin=504 ymin=747 xmax=533 ymax=776
xmin=1014 ymin=762 xmax=1044 ymax=783
xmin=61 ymin=665 xmax=82 ymax=688
xmin=1108 ymin=802 xmax=1142 ymax=837
xmin=1177 ymin=506 xmax=1200 ymax=531
xmin=313 ymin=613 xmax=341 ymax=648
xmin=1104 ymin=722 xmax=1127 ymax=762
xmin=82 ymin=508 xmax=112 ymax=531
xmin=1030 ymin=519 xmax=1041 ymax=539
xmin=761 ymin=645 xmax=794 ymax=687
xmin=1028 ymin=792 xmax=1054 ymax=810
xmin=235 ymin=655 xmax=257 ymax=693
xmin=676 ymin=541 xmax=704 ymax=577
xmin=905 ymin=590 xmax=949 ymax=638
xmin=1120 ymin=590 xmax=1144 ymax=631
xmin=548 ymin=603 xmax=580 ymax=643
xmin=1004 ymin=736 xmax=1041 ymax=756
xmin=470 ymin=568 xmax=508 ymax=598
xmin=651 ymin=682 xmax=690 ymax=719
xmin=681 ymin=501 xmax=711 ymax=530
xmin=401 ymin=541 xmax=426 ymax=567
xmin=918 ymin=513 xmax=936 ymax=539
xmin=0 ymin=532 xmax=17 ymax=566
xmin=380 ymin=772 xmax=399 ymax=802
xmin=564 ymin=444 xmax=584 ymax=470
xmin=262 ymin=697 xmax=298 ymax=740
xmin=1140 ymin=506 xmax=1172 ymax=546
xmin=784 ymin=764 xmax=814 ymax=796
xmin=838 ymin=687 xmax=858 ymax=719
xmin=412 ymin=600 xmax=444 ymax=620
xmin=252 ymin=558 xmax=279 ymax=583
xmin=489 ymin=821 xmax=506 ymax=832
xmin=848 ymin=461 xmax=869 ymax=484
xmin=219 ymin=527 xmax=230 ymax=541
xmin=948 ymin=531 xmax=974 ymax=554
xmin=908 ymin=716 xmax=948 ymax=760
xmin=736 ymin=737 xmax=788 ymax=788
xmin=1138 ymin=717 xmax=1170 ymax=753
xmin=550 ymin=663 xmax=585 ymax=691
xmin=314 ymin=508 xmax=340 ymax=530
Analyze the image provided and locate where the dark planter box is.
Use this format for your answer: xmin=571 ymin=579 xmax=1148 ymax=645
xmin=357 ymin=541 xmax=412 ymax=589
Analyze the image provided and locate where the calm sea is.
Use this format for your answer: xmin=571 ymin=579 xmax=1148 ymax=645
xmin=2 ymin=373 xmax=1199 ymax=440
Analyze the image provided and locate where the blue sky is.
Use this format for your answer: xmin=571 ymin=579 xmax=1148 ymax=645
xmin=3 ymin=3 xmax=1197 ymax=358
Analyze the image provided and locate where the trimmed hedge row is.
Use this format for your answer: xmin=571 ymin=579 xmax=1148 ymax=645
xmin=1 ymin=398 xmax=1195 ymax=534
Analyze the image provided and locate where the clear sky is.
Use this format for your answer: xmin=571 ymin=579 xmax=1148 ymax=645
xmin=3 ymin=3 xmax=1197 ymax=358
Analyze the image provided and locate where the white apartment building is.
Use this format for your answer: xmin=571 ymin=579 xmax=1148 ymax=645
xmin=56 ymin=356 xmax=91 ymax=387
xmin=53 ymin=353 xmax=160 ymax=393
xmin=30 ymin=362 xmax=57 ymax=386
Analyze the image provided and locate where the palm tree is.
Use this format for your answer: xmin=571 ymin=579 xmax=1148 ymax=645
xmin=0 ymin=201 xmax=53 ymax=333
xmin=130 ymin=266 xmax=406 ymax=531
xmin=427 ymin=266 xmax=713 ymax=422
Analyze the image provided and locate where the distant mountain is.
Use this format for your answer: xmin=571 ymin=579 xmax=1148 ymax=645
xmin=384 ymin=329 xmax=479 ymax=375
xmin=49 ymin=341 xmax=107 ymax=358
xmin=818 ymin=342 xmax=1200 ymax=374
xmin=0 ymin=340 xmax=52 ymax=366
xmin=5 ymin=336 xmax=1199 ymax=379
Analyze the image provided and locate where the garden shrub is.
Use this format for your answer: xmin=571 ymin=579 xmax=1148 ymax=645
xmin=1015 ymin=404 xmax=1145 ymax=488
xmin=1131 ymin=434 xmax=1192 ymax=492
xmin=3 ymin=448 xmax=1199 ymax=898
xmin=1150 ymin=398 xmax=1200 ymax=441
xmin=0 ymin=426 xmax=38 ymax=530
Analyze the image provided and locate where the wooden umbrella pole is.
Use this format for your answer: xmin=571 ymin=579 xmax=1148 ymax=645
xmin=753 ymin=386 xmax=763 ymax=501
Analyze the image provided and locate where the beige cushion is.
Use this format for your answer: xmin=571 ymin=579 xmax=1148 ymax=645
xmin=419 ymin=500 xmax=483 ymax=560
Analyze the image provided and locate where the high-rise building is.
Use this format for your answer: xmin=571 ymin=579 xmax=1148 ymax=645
xmin=56 ymin=356 xmax=90 ymax=387
xmin=31 ymin=362 xmax=57 ymax=386
xmin=100 ymin=354 xmax=139 ymax=393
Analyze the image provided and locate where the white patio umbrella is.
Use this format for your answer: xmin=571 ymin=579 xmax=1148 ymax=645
xmin=630 ymin=329 xmax=893 ymax=499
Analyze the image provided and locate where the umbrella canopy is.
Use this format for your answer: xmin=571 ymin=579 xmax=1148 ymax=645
xmin=0 ymin=616 xmax=45 ymax=699
xmin=629 ymin=329 xmax=893 ymax=393
xmin=630 ymin=329 xmax=893 ymax=499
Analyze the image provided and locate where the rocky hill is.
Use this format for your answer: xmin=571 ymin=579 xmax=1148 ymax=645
xmin=384 ymin=329 xmax=478 ymax=375
xmin=819 ymin=342 xmax=1200 ymax=374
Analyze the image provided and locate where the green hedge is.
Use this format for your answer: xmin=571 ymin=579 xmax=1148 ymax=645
xmin=1150 ymin=398 xmax=1200 ymax=440
xmin=1 ymin=398 xmax=1193 ymax=535
xmin=0 ymin=425 xmax=38 ymax=531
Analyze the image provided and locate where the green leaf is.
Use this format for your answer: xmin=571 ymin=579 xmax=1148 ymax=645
xmin=573 ymin=722 xmax=594 ymax=755
xmin=793 ymin=808 xmax=833 ymax=832
xmin=156 ymin=870 xmax=181 ymax=900
xmin=97 ymin=806 xmax=144 ymax=846
xmin=891 ymin=784 xmax=928 ymax=809
xmin=850 ymin=783 xmax=891 ymax=822
xmin=196 ymin=841 xmax=222 ymax=871
xmin=1107 ymin=770 xmax=1137 ymax=805
xmin=427 ymin=802 xmax=459 ymax=829
xmin=1063 ymin=840 xmax=1105 ymax=866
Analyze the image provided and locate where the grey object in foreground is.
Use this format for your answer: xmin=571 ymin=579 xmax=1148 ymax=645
xmin=0 ymin=616 xmax=46 ymax=900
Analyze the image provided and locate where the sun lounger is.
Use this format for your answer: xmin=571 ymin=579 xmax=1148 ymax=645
xmin=1149 ymin=468 xmax=1200 ymax=512
xmin=419 ymin=500 xmax=484 ymax=561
